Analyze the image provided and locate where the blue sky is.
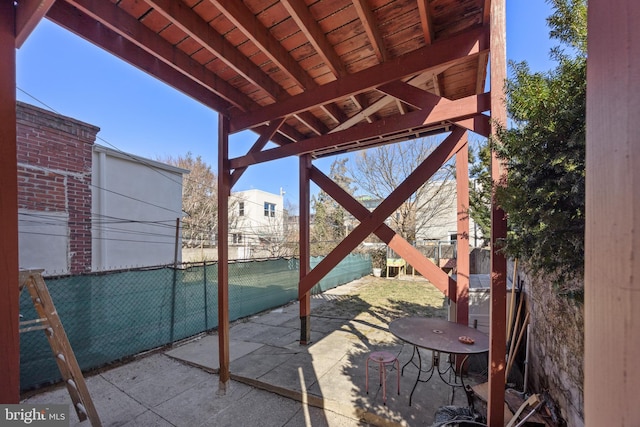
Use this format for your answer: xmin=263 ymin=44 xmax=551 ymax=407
xmin=16 ymin=1 xmax=555 ymax=208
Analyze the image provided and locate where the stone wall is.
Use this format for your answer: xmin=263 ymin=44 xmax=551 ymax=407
xmin=520 ymin=266 xmax=584 ymax=426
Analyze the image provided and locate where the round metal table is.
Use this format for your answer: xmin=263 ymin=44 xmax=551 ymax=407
xmin=389 ymin=317 xmax=489 ymax=406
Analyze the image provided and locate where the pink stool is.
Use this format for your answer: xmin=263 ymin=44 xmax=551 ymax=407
xmin=365 ymin=351 xmax=400 ymax=404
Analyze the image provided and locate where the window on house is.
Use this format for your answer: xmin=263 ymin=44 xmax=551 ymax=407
xmin=449 ymin=233 xmax=458 ymax=242
xmin=238 ymin=202 xmax=244 ymax=216
xmin=233 ymin=233 xmax=242 ymax=244
xmin=264 ymin=202 xmax=276 ymax=217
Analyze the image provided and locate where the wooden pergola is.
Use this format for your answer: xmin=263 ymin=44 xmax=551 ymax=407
xmin=2 ymin=1 xmax=638 ymax=426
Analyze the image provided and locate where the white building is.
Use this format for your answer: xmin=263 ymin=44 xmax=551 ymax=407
xmin=414 ymin=180 xmax=483 ymax=247
xmin=230 ymin=189 xmax=285 ymax=259
xmin=91 ymin=145 xmax=188 ymax=270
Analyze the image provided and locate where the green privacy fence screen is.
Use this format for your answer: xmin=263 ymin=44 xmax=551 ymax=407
xmin=19 ymin=254 xmax=371 ymax=391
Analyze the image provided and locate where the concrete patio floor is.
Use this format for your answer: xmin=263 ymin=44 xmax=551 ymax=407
xmin=22 ymin=276 xmax=487 ymax=426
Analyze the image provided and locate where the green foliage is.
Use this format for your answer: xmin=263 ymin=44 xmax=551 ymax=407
xmin=469 ymin=141 xmax=492 ymax=246
xmin=471 ymin=0 xmax=586 ymax=292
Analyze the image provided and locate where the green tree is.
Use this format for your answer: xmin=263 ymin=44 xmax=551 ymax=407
xmin=468 ymin=140 xmax=492 ymax=246
xmin=163 ymin=153 xmax=218 ymax=247
xmin=473 ymin=0 xmax=587 ymax=291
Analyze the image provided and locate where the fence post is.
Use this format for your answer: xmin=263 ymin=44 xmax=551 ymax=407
xmin=203 ymin=261 xmax=208 ymax=330
xmin=170 ymin=218 xmax=179 ymax=344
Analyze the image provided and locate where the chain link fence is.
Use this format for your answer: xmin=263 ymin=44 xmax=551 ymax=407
xmin=19 ymin=253 xmax=371 ymax=391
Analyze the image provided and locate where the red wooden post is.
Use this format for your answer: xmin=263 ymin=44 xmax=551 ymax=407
xmin=217 ymin=114 xmax=230 ymax=387
xmin=0 ymin=1 xmax=20 ymax=404
xmin=585 ymin=0 xmax=640 ymax=424
xmin=456 ymin=140 xmax=470 ymax=327
xmin=487 ymin=0 xmax=508 ymax=424
xmin=299 ymin=154 xmax=312 ymax=344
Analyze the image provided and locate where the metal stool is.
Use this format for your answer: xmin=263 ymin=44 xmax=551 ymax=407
xmin=365 ymin=350 xmax=400 ymax=404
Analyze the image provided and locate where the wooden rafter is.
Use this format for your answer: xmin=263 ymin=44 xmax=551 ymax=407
xmin=230 ymin=26 xmax=489 ymax=132
xmin=47 ymin=1 xmax=233 ymax=113
xmin=293 ymin=111 xmax=329 ymax=136
xmin=210 ymin=0 xmax=316 ymax=91
xmin=64 ymin=0 xmax=254 ymax=111
xmin=376 ymin=79 xmax=441 ymax=110
xmin=416 ymin=0 xmax=434 ymax=45
xmin=145 ymin=0 xmax=284 ymax=102
xmin=351 ymin=0 xmax=387 ymax=63
xmin=281 ymin=0 xmax=346 ymax=78
xmin=319 ymin=103 xmax=347 ymax=125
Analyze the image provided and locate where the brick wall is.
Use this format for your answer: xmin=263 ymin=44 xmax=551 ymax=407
xmin=16 ymin=102 xmax=99 ymax=273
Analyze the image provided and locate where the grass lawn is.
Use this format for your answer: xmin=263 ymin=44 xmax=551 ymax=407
xmin=313 ymin=275 xmax=448 ymax=324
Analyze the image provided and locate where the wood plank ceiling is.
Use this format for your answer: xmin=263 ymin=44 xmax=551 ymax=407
xmin=44 ymin=0 xmax=490 ymax=159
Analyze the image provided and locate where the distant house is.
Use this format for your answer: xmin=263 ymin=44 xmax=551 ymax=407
xmin=230 ymin=189 xmax=286 ymax=259
xmin=355 ymin=180 xmax=483 ymax=248
xmin=16 ymin=102 xmax=187 ymax=275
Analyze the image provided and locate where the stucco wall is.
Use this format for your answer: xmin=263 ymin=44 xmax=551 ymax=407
xmin=520 ymin=266 xmax=584 ymax=427
xmin=92 ymin=146 xmax=185 ymax=270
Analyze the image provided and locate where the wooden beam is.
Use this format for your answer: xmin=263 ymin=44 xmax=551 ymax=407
xmin=416 ymin=0 xmax=434 ymax=45
xmin=229 ymin=93 xmax=490 ymax=168
xmin=230 ymin=118 xmax=285 ymax=188
xmin=351 ymin=0 xmax=387 ymax=63
xmin=376 ymin=80 xmax=441 ymax=110
xmin=277 ymin=123 xmax=306 ymax=143
xmin=146 ymin=0 xmax=285 ymax=101
xmin=230 ymin=26 xmax=489 ymax=132
xmin=47 ymin=2 xmax=233 ymax=113
xmin=0 ymin=0 xmax=20 ymax=403
xmin=211 ymin=0 xmax=317 ymax=91
xmin=66 ymin=0 xmax=254 ymax=111
xmin=299 ymin=154 xmax=312 ymax=344
xmin=293 ymin=111 xmax=329 ymax=136
xmin=476 ymin=50 xmax=489 ymax=93
xmin=452 ymin=115 xmax=490 ymax=137
xmin=15 ymin=0 xmax=55 ymax=48
xmin=281 ymin=0 xmax=346 ymax=78
xmin=487 ymin=0 xmax=507 ymax=424
xmin=456 ymin=141 xmax=470 ymax=326
xmin=320 ymin=103 xmax=347 ymax=125
xmin=310 ymin=166 xmax=456 ymax=298
xmin=585 ymin=0 xmax=640 ymax=425
xmin=217 ymin=115 xmax=231 ymax=388
xmin=332 ymin=72 xmax=439 ymax=133
xmin=299 ymin=127 xmax=467 ymax=296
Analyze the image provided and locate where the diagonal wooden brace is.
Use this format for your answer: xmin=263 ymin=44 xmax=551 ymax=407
xmin=299 ymin=127 xmax=467 ymax=297
xmin=310 ymin=167 xmax=457 ymax=300
xmin=230 ymin=117 xmax=285 ymax=187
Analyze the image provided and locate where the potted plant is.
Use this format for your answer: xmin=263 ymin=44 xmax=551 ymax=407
xmin=370 ymin=247 xmax=387 ymax=277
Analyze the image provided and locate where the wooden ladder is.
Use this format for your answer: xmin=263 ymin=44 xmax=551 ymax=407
xmin=19 ymin=270 xmax=102 ymax=427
